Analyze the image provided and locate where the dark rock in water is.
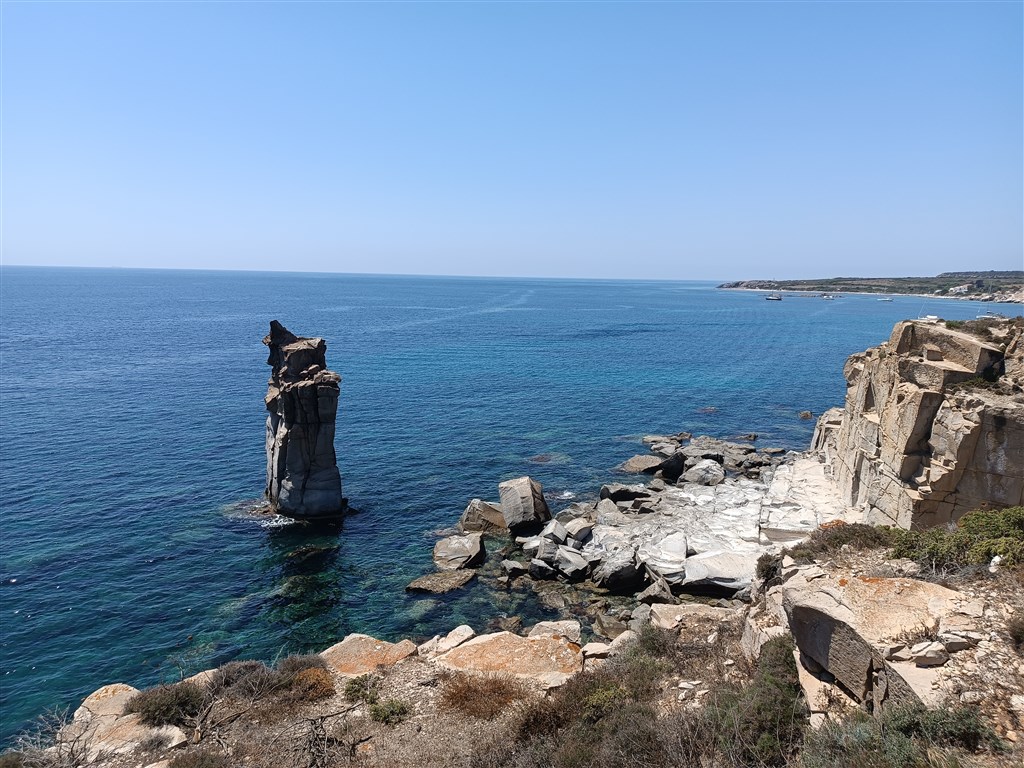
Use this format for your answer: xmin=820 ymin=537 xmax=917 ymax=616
xmin=498 ymin=476 xmax=551 ymax=534
xmin=799 ymin=410 xmax=814 ymax=420
xmin=528 ymin=453 xmax=553 ymax=463
xmin=458 ymin=498 xmax=506 ymax=533
xmin=697 ymin=406 xmax=718 ymax=414
xmin=651 ymin=452 xmax=687 ymax=482
xmin=406 ymin=570 xmax=476 ymax=594
xmin=599 ymin=483 xmax=652 ymax=503
xmin=500 ymin=559 xmax=528 ymax=577
xmin=737 ymin=433 xmax=758 ymax=441
xmin=263 ymin=321 xmax=344 ymax=518
xmin=528 ymin=558 xmax=558 ymax=580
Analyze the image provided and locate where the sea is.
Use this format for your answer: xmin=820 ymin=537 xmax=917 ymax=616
xmin=0 ymin=265 xmax=1015 ymax=743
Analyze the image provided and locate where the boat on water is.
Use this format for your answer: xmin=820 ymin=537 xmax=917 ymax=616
xmin=765 ymin=293 xmax=782 ymax=301
xmin=877 ymin=296 xmax=894 ymax=302
xmin=821 ymin=293 xmax=835 ymax=300
xmin=977 ymin=311 xmax=1007 ymax=320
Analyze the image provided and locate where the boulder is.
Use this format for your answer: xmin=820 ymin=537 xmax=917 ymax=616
xmin=649 ymin=602 xmax=739 ymax=631
xmin=500 ymin=559 xmax=528 ymax=577
xmin=618 ymin=454 xmax=664 ymax=473
xmin=680 ymin=551 xmax=754 ymax=593
xmin=599 ymin=483 xmax=652 ymax=503
xmin=67 ymin=683 xmax=189 ymax=761
xmin=436 ymin=625 xmax=477 ymax=655
xmin=498 ymin=476 xmax=551 ymax=533
xmin=781 ymin=567 xmax=962 ymax=711
xmin=554 ymin=546 xmax=591 ymax=580
xmin=582 ymin=642 xmax=611 ymax=659
xmin=527 ymin=620 xmax=582 ymax=644
xmin=681 ymin=459 xmax=726 ymax=486
xmin=321 ymin=634 xmax=417 ymax=676
xmin=459 ymin=499 xmax=507 ymax=533
xmin=262 ymin=321 xmax=344 ymax=518
xmin=528 ymin=558 xmax=557 ymax=580
xmin=435 ymin=631 xmax=584 ymax=689
xmin=540 ymin=520 xmax=568 ymax=544
xmin=637 ymin=531 xmax=689 ymax=584
xmin=564 ymin=517 xmax=594 ymax=543
xmin=591 ymin=551 xmax=642 ymax=591
xmin=593 ymin=613 xmax=629 ymax=640
xmin=406 ymin=570 xmax=476 ymax=593
xmin=433 ymin=533 xmax=485 ymax=570
xmin=909 ymin=641 xmax=949 ymax=667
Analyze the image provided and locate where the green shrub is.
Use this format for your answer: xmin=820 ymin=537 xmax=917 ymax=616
xmin=125 ymin=682 xmax=207 ymax=727
xmin=756 ymin=552 xmax=782 ymax=582
xmin=344 ymin=673 xmax=380 ymax=705
xmin=704 ymin=635 xmax=804 ymax=767
xmin=368 ymin=699 xmax=409 ymax=725
xmin=891 ymin=507 xmax=1024 ymax=569
xmin=883 ymin=703 xmax=1002 ymax=752
xmin=168 ymin=750 xmax=229 ymax=768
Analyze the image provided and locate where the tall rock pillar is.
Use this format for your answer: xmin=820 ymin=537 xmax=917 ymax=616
xmin=263 ymin=320 xmax=345 ymax=518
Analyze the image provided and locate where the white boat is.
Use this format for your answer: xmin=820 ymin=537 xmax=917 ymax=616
xmin=821 ymin=293 xmax=835 ymax=300
xmin=877 ymin=297 xmax=894 ymax=302
xmin=765 ymin=293 xmax=782 ymax=301
xmin=977 ymin=311 xmax=1007 ymax=319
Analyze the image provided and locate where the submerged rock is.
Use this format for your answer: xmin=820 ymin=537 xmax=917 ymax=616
xmin=263 ymin=321 xmax=344 ymax=518
xmin=406 ymin=570 xmax=476 ymax=593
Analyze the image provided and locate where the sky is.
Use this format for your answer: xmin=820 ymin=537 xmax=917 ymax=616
xmin=1 ymin=1 xmax=1021 ymax=281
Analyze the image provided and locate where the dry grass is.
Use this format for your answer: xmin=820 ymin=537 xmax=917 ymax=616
xmin=439 ymin=673 xmax=530 ymax=720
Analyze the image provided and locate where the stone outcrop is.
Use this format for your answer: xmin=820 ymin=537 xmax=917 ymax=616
xmin=65 ymin=683 xmax=188 ymax=762
xmin=498 ymin=476 xmax=551 ymax=533
xmin=263 ymin=321 xmax=344 ymax=518
xmin=813 ymin=319 xmax=1024 ymax=528
xmin=435 ymin=631 xmax=583 ymax=689
xmin=320 ymin=633 xmax=418 ymax=677
xmin=776 ymin=563 xmax=986 ymax=713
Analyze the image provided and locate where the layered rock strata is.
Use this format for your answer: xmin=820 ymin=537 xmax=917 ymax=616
xmin=263 ymin=320 xmax=345 ymax=518
xmin=813 ymin=319 xmax=1024 ymax=528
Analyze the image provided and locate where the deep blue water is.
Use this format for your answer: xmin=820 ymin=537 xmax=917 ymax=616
xmin=0 ymin=266 xmax=1014 ymax=742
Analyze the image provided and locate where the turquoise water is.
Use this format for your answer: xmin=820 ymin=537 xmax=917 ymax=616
xmin=0 ymin=266 xmax=1011 ymax=742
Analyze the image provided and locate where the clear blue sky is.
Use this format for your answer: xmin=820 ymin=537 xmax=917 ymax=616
xmin=2 ymin=1 xmax=1021 ymax=280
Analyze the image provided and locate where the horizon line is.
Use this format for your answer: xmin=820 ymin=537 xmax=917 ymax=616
xmin=2 ymin=262 xmax=1018 ymax=284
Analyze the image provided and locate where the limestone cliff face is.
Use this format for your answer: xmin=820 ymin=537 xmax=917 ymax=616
xmin=263 ymin=321 xmax=344 ymax=518
xmin=813 ymin=319 xmax=1024 ymax=528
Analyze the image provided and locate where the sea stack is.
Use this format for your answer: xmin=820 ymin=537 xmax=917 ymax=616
xmin=263 ymin=320 xmax=345 ymax=518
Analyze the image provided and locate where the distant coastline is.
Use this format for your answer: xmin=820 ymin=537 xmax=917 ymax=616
xmin=717 ymin=271 xmax=1024 ymax=304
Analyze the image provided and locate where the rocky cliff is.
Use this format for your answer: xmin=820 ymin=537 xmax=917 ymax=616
xmin=813 ymin=317 xmax=1024 ymax=528
xmin=263 ymin=320 xmax=345 ymax=518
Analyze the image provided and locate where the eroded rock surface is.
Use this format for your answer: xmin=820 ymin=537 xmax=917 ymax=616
xmin=263 ymin=320 xmax=344 ymax=518
xmin=813 ymin=319 xmax=1024 ymax=528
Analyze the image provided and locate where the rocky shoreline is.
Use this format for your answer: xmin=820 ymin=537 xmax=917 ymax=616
xmin=10 ymin=315 xmax=1024 ymax=767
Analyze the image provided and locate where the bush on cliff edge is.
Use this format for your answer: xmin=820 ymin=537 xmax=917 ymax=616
xmin=891 ymin=507 xmax=1024 ymax=569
